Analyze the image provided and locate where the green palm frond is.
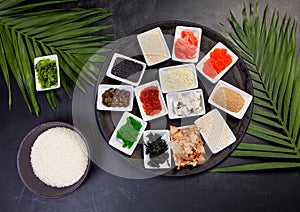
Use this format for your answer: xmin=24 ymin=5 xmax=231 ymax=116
xmin=213 ymin=3 xmax=300 ymax=172
xmin=0 ymin=0 xmax=114 ymax=115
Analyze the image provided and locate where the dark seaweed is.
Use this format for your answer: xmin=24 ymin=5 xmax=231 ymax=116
xmin=144 ymin=133 xmax=169 ymax=168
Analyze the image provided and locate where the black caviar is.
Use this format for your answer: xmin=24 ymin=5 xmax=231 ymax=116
xmin=111 ymin=57 xmax=143 ymax=83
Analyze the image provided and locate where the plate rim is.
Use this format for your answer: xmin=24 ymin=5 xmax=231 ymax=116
xmin=95 ymin=20 xmax=254 ymax=176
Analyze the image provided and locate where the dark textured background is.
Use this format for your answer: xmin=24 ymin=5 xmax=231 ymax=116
xmin=0 ymin=0 xmax=299 ymax=211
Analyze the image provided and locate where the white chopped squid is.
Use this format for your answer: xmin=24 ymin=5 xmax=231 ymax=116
xmin=173 ymin=91 xmax=202 ymax=116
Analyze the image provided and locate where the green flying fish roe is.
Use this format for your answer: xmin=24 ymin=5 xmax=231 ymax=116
xmin=36 ymin=58 xmax=58 ymax=89
xmin=116 ymin=116 xmax=143 ymax=149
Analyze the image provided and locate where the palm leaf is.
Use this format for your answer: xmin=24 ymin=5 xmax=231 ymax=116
xmin=211 ymin=162 xmax=300 ymax=172
xmin=213 ymin=3 xmax=300 ymax=172
xmin=0 ymin=0 xmax=114 ymax=115
xmin=237 ymin=143 xmax=295 ymax=153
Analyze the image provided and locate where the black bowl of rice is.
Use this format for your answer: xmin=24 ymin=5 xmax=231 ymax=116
xmin=17 ymin=122 xmax=91 ymax=198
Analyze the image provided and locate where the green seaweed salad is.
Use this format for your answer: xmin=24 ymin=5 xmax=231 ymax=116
xmin=117 ymin=116 xmax=143 ymax=148
xmin=36 ymin=58 xmax=58 ymax=89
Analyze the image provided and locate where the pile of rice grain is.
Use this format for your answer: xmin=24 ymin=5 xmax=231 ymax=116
xmin=30 ymin=127 xmax=88 ymax=188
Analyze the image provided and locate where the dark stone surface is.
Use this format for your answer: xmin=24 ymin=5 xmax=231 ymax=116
xmin=0 ymin=0 xmax=299 ymax=211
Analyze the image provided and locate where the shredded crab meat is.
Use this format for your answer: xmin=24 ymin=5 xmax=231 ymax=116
xmin=169 ymin=125 xmax=205 ymax=170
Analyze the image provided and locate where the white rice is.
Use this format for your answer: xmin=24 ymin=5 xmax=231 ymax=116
xmin=30 ymin=127 xmax=89 ymax=188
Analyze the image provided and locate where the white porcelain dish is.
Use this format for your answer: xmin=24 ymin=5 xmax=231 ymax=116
xmin=96 ymin=84 xmax=134 ymax=111
xmin=159 ymin=64 xmax=198 ymax=93
xmin=169 ymin=125 xmax=207 ymax=167
xmin=143 ymin=130 xmax=171 ymax=169
xmin=106 ymin=53 xmax=146 ymax=86
xmin=134 ymin=80 xmax=168 ymax=121
xmin=137 ymin=27 xmax=171 ymax=66
xmin=166 ymin=89 xmax=205 ymax=119
xmin=172 ymin=25 xmax=202 ymax=63
xmin=108 ymin=112 xmax=147 ymax=156
xmin=194 ymin=109 xmax=236 ymax=154
xmin=196 ymin=42 xmax=238 ymax=83
xmin=208 ymin=80 xmax=253 ymax=119
xmin=34 ymin=54 xmax=60 ymax=91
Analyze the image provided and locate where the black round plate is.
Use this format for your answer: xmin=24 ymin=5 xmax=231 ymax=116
xmin=95 ymin=21 xmax=253 ymax=176
xmin=17 ymin=122 xmax=91 ymax=198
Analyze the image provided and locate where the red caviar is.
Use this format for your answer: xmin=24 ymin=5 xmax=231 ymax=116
xmin=140 ymin=86 xmax=162 ymax=116
xmin=174 ymin=30 xmax=198 ymax=59
xmin=203 ymin=48 xmax=232 ymax=79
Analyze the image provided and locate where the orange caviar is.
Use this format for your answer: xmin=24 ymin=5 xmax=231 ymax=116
xmin=203 ymin=48 xmax=232 ymax=79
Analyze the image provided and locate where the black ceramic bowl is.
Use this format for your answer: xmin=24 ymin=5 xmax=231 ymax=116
xmin=17 ymin=122 xmax=91 ymax=198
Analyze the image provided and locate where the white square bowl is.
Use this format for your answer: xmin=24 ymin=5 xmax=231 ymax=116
xmin=172 ymin=26 xmax=202 ymax=63
xmin=143 ymin=130 xmax=171 ymax=169
xmin=166 ymin=89 xmax=205 ymax=119
xmin=106 ymin=53 xmax=146 ymax=86
xmin=108 ymin=112 xmax=147 ymax=156
xmin=96 ymin=84 xmax=134 ymax=111
xmin=159 ymin=64 xmax=198 ymax=93
xmin=208 ymin=80 xmax=253 ymax=119
xmin=196 ymin=42 xmax=238 ymax=83
xmin=194 ymin=109 xmax=236 ymax=154
xmin=137 ymin=27 xmax=171 ymax=66
xmin=134 ymin=80 xmax=168 ymax=121
xmin=34 ymin=55 xmax=60 ymax=91
xmin=169 ymin=125 xmax=206 ymax=167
